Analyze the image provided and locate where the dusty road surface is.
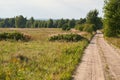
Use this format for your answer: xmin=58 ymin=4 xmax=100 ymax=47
xmin=73 ymin=32 xmax=120 ymax=80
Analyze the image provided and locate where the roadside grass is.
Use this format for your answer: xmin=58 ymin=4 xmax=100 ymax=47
xmin=105 ymin=37 xmax=120 ymax=49
xmin=0 ymin=28 xmax=91 ymax=80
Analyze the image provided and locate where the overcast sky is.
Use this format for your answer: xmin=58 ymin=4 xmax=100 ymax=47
xmin=0 ymin=0 xmax=104 ymax=19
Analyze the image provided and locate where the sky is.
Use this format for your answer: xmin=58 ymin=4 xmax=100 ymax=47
xmin=0 ymin=0 xmax=104 ymax=19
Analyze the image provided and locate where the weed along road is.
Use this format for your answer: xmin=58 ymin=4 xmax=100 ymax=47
xmin=73 ymin=31 xmax=120 ymax=80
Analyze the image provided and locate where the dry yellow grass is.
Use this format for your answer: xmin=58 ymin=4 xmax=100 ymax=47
xmin=105 ymin=37 xmax=120 ymax=49
xmin=0 ymin=28 xmax=90 ymax=80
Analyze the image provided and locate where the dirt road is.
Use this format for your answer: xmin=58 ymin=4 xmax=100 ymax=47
xmin=73 ymin=32 xmax=120 ymax=80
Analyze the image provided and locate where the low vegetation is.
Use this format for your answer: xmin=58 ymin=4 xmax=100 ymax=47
xmin=0 ymin=28 xmax=92 ymax=80
xmin=62 ymin=24 xmax=71 ymax=31
xmin=49 ymin=33 xmax=87 ymax=42
xmin=75 ymin=23 xmax=95 ymax=33
xmin=82 ymin=32 xmax=94 ymax=41
xmin=0 ymin=32 xmax=31 ymax=41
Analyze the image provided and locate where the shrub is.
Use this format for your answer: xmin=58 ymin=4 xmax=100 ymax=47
xmin=49 ymin=34 xmax=87 ymax=42
xmin=0 ymin=32 xmax=31 ymax=41
xmin=83 ymin=24 xmax=95 ymax=33
xmin=62 ymin=24 xmax=71 ymax=31
xmin=75 ymin=24 xmax=84 ymax=31
xmin=75 ymin=24 xmax=96 ymax=33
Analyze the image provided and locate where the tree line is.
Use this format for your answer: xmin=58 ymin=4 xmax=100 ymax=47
xmin=0 ymin=16 xmax=83 ymax=28
xmin=75 ymin=9 xmax=103 ymax=33
xmin=0 ymin=10 xmax=103 ymax=31
xmin=0 ymin=0 xmax=119 ymax=37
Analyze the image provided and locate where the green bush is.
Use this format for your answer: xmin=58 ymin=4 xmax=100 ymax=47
xmin=62 ymin=24 xmax=71 ymax=31
xmin=49 ymin=34 xmax=87 ymax=42
xmin=75 ymin=24 xmax=84 ymax=31
xmin=83 ymin=24 xmax=95 ymax=33
xmin=0 ymin=32 xmax=31 ymax=41
xmin=75 ymin=24 xmax=96 ymax=33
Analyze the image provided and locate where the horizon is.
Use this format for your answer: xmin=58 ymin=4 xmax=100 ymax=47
xmin=0 ymin=0 xmax=104 ymax=19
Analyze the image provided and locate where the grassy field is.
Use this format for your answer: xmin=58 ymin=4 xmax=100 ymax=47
xmin=0 ymin=28 xmax=91 ymax=80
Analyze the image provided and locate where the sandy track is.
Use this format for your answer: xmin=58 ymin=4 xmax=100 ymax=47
xmin=73 ymin=33 xmax=105 ymax=80
xmin=73 ymin=32 xmax=120 ymax=80
xmin=98 ymin=33 xmax=120 ymax=80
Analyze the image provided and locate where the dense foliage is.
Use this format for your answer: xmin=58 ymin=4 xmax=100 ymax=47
xmin=75 ymin=9 xmax=103 ymax=33
xmin=49 ymin=34 xmax=87 ymax=42
xmin=86 ymin=9 xmax=103 ymax=30
xmin=62 ymin=24 xmax=71 ymax=31
xmin=75 ymin=23 xmax=95 ymax=33
xmin=15 ymin=16 xmax=27 ymax=28
xmin=0 ymin=32 xmax=31 ymax=41
xmin=104 ymin=0 xmax=120 ymax=37
xmin=83 ymin=24 xmax=95 ymax=33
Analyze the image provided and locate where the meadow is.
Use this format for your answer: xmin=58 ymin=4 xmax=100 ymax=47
xmin=0 ymin=28 xmax=91 ymax=80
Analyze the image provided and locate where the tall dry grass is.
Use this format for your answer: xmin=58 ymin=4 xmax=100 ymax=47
xmin=0 ymin=28 xmax=91 ymax=80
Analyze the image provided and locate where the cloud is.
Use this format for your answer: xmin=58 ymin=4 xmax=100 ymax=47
xmin=0 ymin=0 xmax=104 ymax=19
